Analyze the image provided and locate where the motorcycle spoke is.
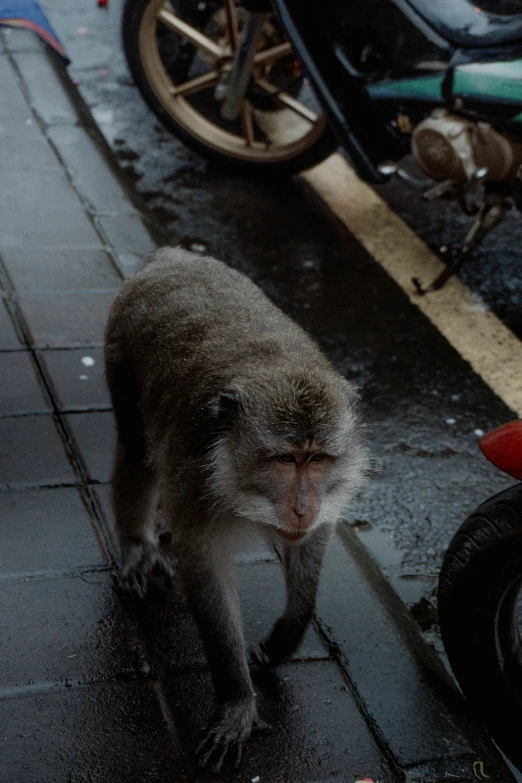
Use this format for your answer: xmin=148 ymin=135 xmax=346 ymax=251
xmin=157 ymin=6 xmax=226 ymax=61
xmin=224 ymin=0 xmax=239 ymax=51
xmin=253 ymin=42 xmax=293 ymax=66
xmin=255 ymin=78 xmax=317 ymax=123
xmin=240 ymin=101 xmax=255 ymax=146
xmin=169 ymin=70 xmax=219 ymax=97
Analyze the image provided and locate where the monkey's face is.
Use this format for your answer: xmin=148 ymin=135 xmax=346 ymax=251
xmin=209 ymin=434 xmax=367 ymax=541
xmin=258 ymin=449 xmax=331 ymax=539
xmin=207 ymin=376 xmax=368 ymax=539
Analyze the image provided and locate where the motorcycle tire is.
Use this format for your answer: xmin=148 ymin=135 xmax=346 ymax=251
xmin=122 ymin=0 xmax=338 ymax=175
xmin=438 ymin=482 xmax=522 ymax=768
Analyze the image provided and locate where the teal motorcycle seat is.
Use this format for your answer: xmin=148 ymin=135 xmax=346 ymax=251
xmin=402 ymin=0 xmax=522 ymax=48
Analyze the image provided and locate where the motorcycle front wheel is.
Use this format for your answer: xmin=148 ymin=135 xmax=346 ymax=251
xmin=122 ymin=0 xmax=337 ymax=174
xmin=438 ymin=483 xmax=522 ymax=768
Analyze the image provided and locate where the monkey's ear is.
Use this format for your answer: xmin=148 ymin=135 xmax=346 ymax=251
xmin=208 ymin=389 xmax=241 ymax=428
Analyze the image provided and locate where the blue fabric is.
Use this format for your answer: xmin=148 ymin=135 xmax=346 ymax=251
xmin=0 ymin=0 xmax=68 ymax=61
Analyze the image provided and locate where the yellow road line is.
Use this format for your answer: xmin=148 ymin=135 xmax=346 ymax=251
xmin=303 ymin=153 xmax=522 ymax=417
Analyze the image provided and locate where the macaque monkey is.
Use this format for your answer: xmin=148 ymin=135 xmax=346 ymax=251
xmin=104 ymin=247 xmax=368 ymax=771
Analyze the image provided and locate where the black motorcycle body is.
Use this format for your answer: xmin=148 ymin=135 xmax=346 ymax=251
xmin=269 ymin=0 xmax=522 ymax=183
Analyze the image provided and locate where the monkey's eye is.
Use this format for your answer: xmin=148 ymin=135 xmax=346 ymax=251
xmin=309 ymin=453 xmax=327 ymax=463
xmin=279 ymin=453 xmax=297 ymax=464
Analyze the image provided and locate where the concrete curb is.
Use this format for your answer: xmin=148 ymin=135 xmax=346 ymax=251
xmin=319 ymin=524 xmax=513 ymax=781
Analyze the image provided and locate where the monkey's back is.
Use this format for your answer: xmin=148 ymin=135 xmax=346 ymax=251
xmin=105 ymin=247 xmax=335 ymax=459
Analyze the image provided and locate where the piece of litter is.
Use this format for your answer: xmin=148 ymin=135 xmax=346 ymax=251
xmin=473 ymin=760 xmax=490 ymax=780
xmin=81 ymin=356 xmax=95 ymax=367
xmin=446 ymin=418 xmax=456 ymax=425
xmin=79 ymin=375 xmax=88 ymax=380
xmin=251 ymin=777 xmax=260 ymax=783
xmin=76 ymin=26 xmax=88 ymax=35
xmin=67 ymin=654 xmax=77 ymax=658
xmin=190 ymin=242 xmax=206 ymax=253
xmin=99 ymin=69 xmax=109 ymax=76
xmin=474 ymin=429 xmax=484 ymax=437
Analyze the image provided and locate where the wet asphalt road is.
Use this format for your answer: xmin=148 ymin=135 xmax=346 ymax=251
xmin=41 ymin=0 xmax=519 ymax=618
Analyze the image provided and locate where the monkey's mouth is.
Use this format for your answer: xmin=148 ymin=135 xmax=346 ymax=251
xmin=277 ymin=528 xmax=308 ymax=541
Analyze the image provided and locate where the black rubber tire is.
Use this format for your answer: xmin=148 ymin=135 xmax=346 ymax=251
xmin=122 ymin=0 xmax=338 ymax=175
xmin=438 ymin=483 xmax=522 ymax=768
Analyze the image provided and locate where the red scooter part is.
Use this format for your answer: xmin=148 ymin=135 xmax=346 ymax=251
xmin=480 ymin=420 xmax=522 ymax=480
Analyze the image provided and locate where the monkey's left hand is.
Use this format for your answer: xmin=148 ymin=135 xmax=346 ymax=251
xmin=197 ymin=696 xmax=267 ymax=772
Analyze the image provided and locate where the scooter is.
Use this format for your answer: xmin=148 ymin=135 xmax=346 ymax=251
xmin=122 ymin=0 xmax=522 ymax=290
xmin=438 ymin=420 xmax=522 ymax=770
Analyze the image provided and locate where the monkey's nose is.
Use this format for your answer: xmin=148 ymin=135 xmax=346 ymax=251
xmin=292 ymin=508 xmax=312 ymax=529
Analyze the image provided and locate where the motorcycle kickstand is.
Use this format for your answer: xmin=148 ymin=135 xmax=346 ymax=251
xmin=412 ymin=194 xmax=509 ymax=295
xmin=220 ymin=11 xmax=268 ymax=122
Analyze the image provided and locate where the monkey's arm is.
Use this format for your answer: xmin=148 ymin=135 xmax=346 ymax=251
xmin=175 ymin=538 xmax=261 ymax=772
xmin=254 ymin=525 xmax=332 ymax=666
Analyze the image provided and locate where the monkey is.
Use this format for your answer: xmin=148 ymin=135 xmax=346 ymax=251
xmin=104 ymin=247 xmax=368 ymax=772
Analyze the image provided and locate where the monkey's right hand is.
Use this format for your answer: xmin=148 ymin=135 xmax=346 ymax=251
xmin=197 ymin=696 xmax=267 ymax=772
xmin=118 ymin=540 xmax=175 ymax=598
xmin=250 ymin=616 xmax=304 ymax=668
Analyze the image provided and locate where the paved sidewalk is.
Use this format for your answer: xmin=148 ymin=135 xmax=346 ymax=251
xmin=0 ymin=31 xmax=515 ymax=783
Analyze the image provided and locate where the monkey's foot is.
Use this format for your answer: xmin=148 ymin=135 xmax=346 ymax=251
xmin=197 ymin=698 xmax=267 ymax=773
xmin=251 ymin=617 xmax=305 ymax=667
xmin=118 ymin=540 xmax=175 ymax=598
xmin=250 ymin=644 xmax=274 ymax=667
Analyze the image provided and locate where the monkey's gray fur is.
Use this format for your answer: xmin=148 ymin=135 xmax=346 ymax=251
xmin=104 ymin=247 xmax=368 ymax=771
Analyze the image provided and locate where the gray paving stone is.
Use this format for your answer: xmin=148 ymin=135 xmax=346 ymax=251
xmin=19 ymin=290 xmax=116 ymax=348
xmin=165 ymin=662 xmax=393 ymax=782
xmin=66 ymin=410 xmax=116 ymax=482
xmin=0 ymin=299 xmax=22 ymax=349
xmin=10 ymin=49 xmax=78 ymax=126
xmin=0 ymin=573 xmax=146 ymax=688
xmin=0 ymin=351 xmax=51 ymax=415
xmin=0 ymin=415 xmax=76 ymax=490
xmin=40 ymin=347 xmax=111 ymax=411
xmin=0 ymin=56 xmax=57 ymax=173
xmin=0 ymin=50 xmax=34 ymax=111
xmin=3 ymin=247 xmax=121 ymax=292
xmin=111 ymin=249 xmax=149 ymax=279
xmin=317 ymin=529 xmax=478 ymax=766
xmin=0 ymin=170 xmax=102 ymax=251
xmin=96 ymin=213 xmax=157 ymax=256
xmin=47 ymin=124 xmax=132 ymax=214
xmin=0 ymin=114 xmax=58 ymax=174
xmin=130 ymin=560 xmax=326 ymax=674
xmin=0 ymin=681 xmax=191 ymax=783
xmin=0 ymin=487 xmax=106 ymax=576
xmin=1 ymin=27 xmax=43 ymax=54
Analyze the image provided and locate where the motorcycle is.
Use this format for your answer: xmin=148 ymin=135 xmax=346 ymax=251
xmin=438 ymin=420 xmax=522 ymax=770
xmin=122 ymin=0 xmax=522 ymax=291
